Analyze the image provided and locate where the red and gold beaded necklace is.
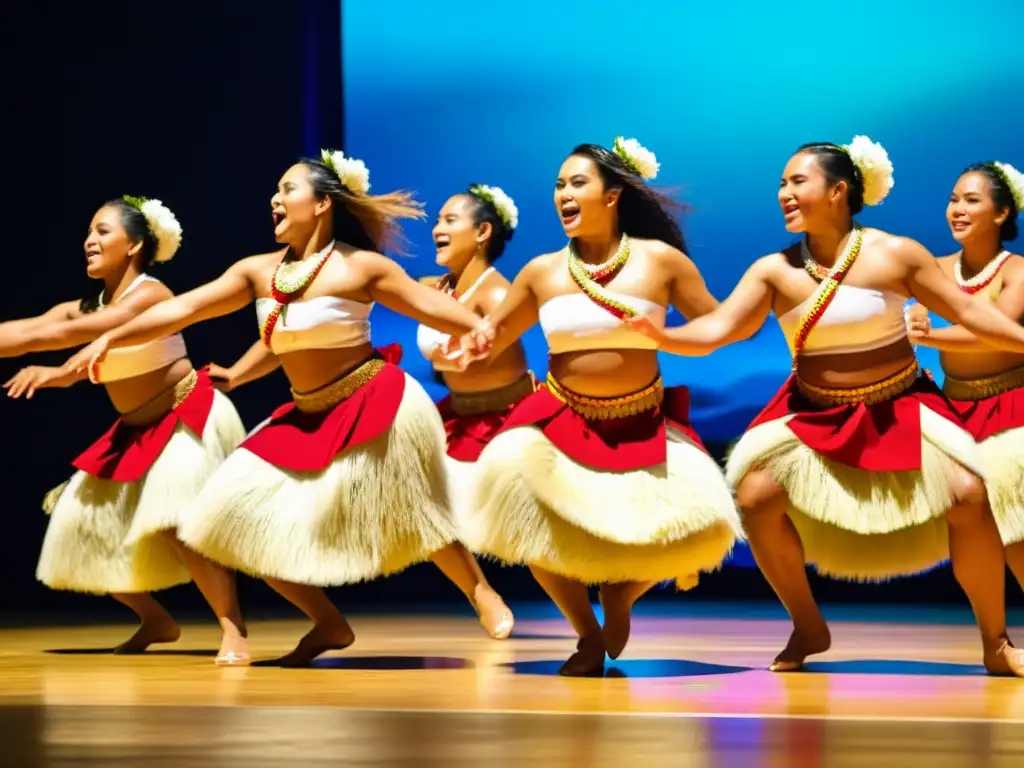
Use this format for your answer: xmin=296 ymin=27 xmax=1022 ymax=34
xmin=791 ymin=228 xmax=864 ymax=369
xmin=567 ymin=233 xmax=637 ymax=319
xmin=259 ymin=239 xmax=335 ymax=347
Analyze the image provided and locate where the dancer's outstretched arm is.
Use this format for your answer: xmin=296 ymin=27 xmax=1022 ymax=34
xmin=0 ymin=283 xmax=168 ymax=358
xmin=209 ymin=341 xmax=281 ymax=393
xmin=62 ymin=257 xmax=259 ymax=375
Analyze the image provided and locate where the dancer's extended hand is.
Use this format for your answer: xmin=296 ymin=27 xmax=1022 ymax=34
xmin=207 ymin=362 xmax=234 ymax=392
xmin=3 ymin=366 xmax=70 ymax=399
xmin=626 ymin=313 xmax=668 ymax=345
xmin=63 ymin=334 xmax=111 ymax=383
xmin=905 ymin=303 xmax=931 ymax=342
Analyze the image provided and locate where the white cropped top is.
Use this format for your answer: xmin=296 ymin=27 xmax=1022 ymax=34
xmin=539 ymin=293 xmax=666 ymax=354
xmin=777 ymin=285 xmax=908 ymax=356
xmin=416 ymin=267 xmax=494 ymax=371
xmin=93 ymin=274 xmax=188 ymax=383
xmin=255 ymin=295 xmax=372 ymax=355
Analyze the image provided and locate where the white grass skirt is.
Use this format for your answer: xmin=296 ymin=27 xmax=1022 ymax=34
xmin=725 ymin=404 xmax=985 ymax=581
xmin=463 ymin=425 xmax=742 ymax=587
xmin=978 ymin=426 xmax=1024 ymax=546
xmin=178 ymin=373 xmax=458 ymax=586
xmin=36 ymin=391 xmax=246 ymax=594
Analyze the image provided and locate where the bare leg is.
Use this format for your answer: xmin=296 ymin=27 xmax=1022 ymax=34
xmin=110 ymin=592 xmax=181 ymax=654
xmin=599 ymin=580 xmax=657 ymax=660
xmin=1004 ymin=541 xmax=1024 ymax=594
xmin=528 ymin=565 xmax=605 ymax=676
xmin=736 ymin=470 xmax=830 ymax=672
xmin=163 ymin=534 xmax=249 ymax=665
xmin=945 ymin=468 xmax=1024 ymax=677
xmin=262 ymin=578 xmax=355 ymax=667
xmin=429 ymin=543 xmax=514 ymax=639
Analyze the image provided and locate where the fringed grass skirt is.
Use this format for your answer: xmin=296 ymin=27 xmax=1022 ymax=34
xmin=37 ymin=371 xmax=245 ymax=594
xmin=726 ymin=370 xmax=983 ymax=581
xmin=463 ymin=381 xmax=742 ymax=588
xmin=945 ymin=372 xmax=1024 ymax=546
xmin=178 ymin=358 xmax=457 ymax=586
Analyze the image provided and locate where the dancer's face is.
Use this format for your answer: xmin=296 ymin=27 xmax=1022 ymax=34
xmin=270 ymin=164 xmax=332 ymax=245
xmin=779 ymin=152 xmax=845 ymax=234
xmin=947 ymin=171 xmax=1008 ymax=246
xmin=83 ymin=205 xmax=139 ymax=279
xmin=554 ymin=155 xmax=620 ymax=239
xmin=432 ymin=194 xmax=487 ymax=271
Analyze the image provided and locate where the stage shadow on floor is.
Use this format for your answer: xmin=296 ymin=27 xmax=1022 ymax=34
xmin=260 ymin=655 xmax=475 ymax=671
xmin=505 ymin=659 xmax=750 ymax=679
xmin=803 ymin=659 xmax=986 ymax=676
xmin=45 ymin=648 xmax=218 ymax=656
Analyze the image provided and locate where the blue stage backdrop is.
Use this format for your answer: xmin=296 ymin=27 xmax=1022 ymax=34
xmin=342 ymin=1 xmax=1023 ymax=565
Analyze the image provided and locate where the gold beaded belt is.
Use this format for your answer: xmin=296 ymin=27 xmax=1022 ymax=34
xmin=797 ymin=361 xmax=919 ymax=408
xmin=545 ymin=373 xmax=663 ymax=420
xmin=448 ymin=372 xmax=536 ymax=416
xmin=121 ymin=368 xmax=199 ymax=427
xmin=943 ymin=365 xmax=1024 ymax=401
xmin=291 ymin=357 xmax=386 ymax=414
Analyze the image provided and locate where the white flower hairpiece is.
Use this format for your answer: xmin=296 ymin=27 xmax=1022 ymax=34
xmin=841 ymin=135 xmax=894 ymax=206
xmin=993 ymin=162 xmax=1024 ymax=213
xmin=469 ymin=184 xmax=519 ymax=231
xmin=612 ymin=136 xmax=659 ymax=180
xmin=320 ymin=148 xmax=371 ymax=196
xmin=123 ymin=195 xmax=182 ymax=263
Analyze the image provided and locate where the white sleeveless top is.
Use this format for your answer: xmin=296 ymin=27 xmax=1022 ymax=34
xmin=93 ymin=274 xmax=188 ymax=383
xmin=539 ymin=292 xmax=666 ymax=354
xmin=255 ymin=296 xmax=372 ymax=355
xmin=416 ymin=267 xmax=494 ymax=371
xmin=777 ymin=285 xmax=908 ymax=356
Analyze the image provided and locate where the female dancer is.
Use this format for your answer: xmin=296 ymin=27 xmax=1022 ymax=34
xmin=452 ymin=138 xmax=742 ymax=676
xmin=0 ymin=196 xmax=249 ymax=664
xmin=65 ymin=150 xmax=499 ymax=666
xmin=629 ymin=136 xmax=1024 ymax=675
xmin=199 ymin=185 xmax=524 ymax=641
xmin=906 ymin=161 xmax=1024 ymax=586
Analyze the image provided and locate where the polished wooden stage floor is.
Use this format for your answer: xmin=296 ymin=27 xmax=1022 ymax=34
xmin=2 ymin=603 xmax=1024 ymax=765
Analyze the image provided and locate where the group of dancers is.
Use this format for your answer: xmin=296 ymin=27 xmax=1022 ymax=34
xmin=2 ymin=133 xmax=1024 ymax=678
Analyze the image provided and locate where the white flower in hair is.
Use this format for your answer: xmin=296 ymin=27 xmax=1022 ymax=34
xmin=123 ymin=196 xmax=182 ymax=263
xmin=842 ymin=135 xmax=894 ymax=206
xmin=994 ymin=162 xmax=1024 ymax=213
xmin=613 ymin=136 xmax=659 ymax=180
xmin=469 ymin=184 xmax=519 ymax=231
xmin=321 ymin=148 xmax=371 ymax=196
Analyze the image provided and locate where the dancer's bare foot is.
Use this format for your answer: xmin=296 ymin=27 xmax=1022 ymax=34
xmin=559 ymin=635 xmax=606 ymax=677
xmin=473 ymin=584 xmax=514 ymax=640
xmin=984 ymin=639 xmax=1024 ymax=677
xmin=769 ymin=624 xmax=831 ymax=672
xmin=113 ymin=617 xmax=181 ymax=654
xmin=270 ymin=619 xmax=355 ymax=668
xmin=215 ymin=626 xmax=251 ymax=667
xmin=599 ymin=581 xmax=655 ymax=659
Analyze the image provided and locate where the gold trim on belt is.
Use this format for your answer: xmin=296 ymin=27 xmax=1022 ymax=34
xmin=448 ymin=372 xmax=536 ymax=416
xmin=943 ymin=365 xmax=1024 ymax=402
xmin=546 ymin=373 xmax=663 ymax=420
xmin=121 ymin=368 xmax=199 ymax=427
xmin=797 ymin=361 xmax=919 ymax=407
xmin=291 ymin=357 xmax=386 ymax=414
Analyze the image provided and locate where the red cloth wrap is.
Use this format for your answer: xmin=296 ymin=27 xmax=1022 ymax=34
xmin=492 ymin=384 xmax=706 ymax=472
xmin=437 ymin=397 xmax=522 ymax=462
xmin=72 ymin=368 xmax=215 ymax=482
xmin=746 ymin=372 xmax=964 ymax=472
xmin=948 ymin=385 xmax=1024 ymax=442
xmin=241 ymin=344 xmax=406 ymax=472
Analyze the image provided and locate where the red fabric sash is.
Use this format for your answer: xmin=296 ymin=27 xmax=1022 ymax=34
xmin=241 ymin=345 xmax=406 ymax=472
xmin=437 ymin=398 xmax=520 ymax=462
xmin=72 ymin=368 xmax=215 ymax=482
xmin=747 ymin=372 xmax=963 ymax=471
xmin=948 ymin=385 xmax=1024 ymax=442
xmin=495 ymin=384 xmax=706 ymax=472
